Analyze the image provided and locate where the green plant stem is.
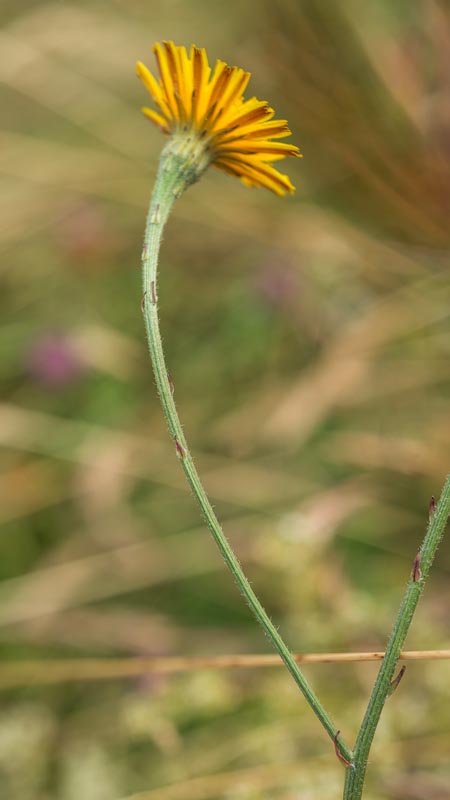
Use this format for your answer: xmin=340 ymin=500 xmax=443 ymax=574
xmin=343 ymin=475 xmax=450 ymax=800
xmin=141 ymin=145 xmax=353 ymax=764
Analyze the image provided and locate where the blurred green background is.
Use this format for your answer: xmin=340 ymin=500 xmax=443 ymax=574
xmin=1 ymin=1 xmax=449 ymax=798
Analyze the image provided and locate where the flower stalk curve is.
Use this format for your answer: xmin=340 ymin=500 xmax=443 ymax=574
xmin=138 ymin=41 xmax=352 ymax=764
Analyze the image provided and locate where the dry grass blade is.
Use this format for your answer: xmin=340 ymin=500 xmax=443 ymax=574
xmin=0 ymin=650 xmax=449 ymax=689
xmin=118 ymin=760 xmax=326 ymax=800
xmin=0 ymin=22 xmax=146 ymax=161
xmin=262 ymin=274 xmax=450 ymax=445
xmin=0 ymin=403 xmax=305 ymax=507
xmin=0 ymin=525 xmax=255 ymax=628
xmin=0 ymin=131 xmax=145 ymax=207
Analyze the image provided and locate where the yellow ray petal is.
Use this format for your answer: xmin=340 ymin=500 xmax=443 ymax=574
xmin=217 ymin=140 xmax=301 ymax=158
xmin=178 ymin=44 xmax=193 ymax=119
xmin=208 ymin=68 xmax=251 ymax=128
xmin=216 ymin=154 xmax=296 ymax=195
xmin=219 ymin=121 xmax=292 ymax=143
xmin=191 ymin=46 xmax=211 ymax=125
xmin=162 ymin=41 xmax=186 ymax=121
xmin=206 ymin=60 xmax=230 ymax=112
xmin=136 ymin=61 xmax=172 ymax=120
xmin=214 ymin=159 xmax=288 ymax=195
xmin=214 ymin=99 xmax=274 ymax=133
xmin=142 ymin=106 xmax=170 ymax=132
xmin=153 ymin=43 xmax=178 ymax=118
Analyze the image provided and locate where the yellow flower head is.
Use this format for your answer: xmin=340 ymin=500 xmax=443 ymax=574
xmin=136 ymin=42 xmax=301 ymax=196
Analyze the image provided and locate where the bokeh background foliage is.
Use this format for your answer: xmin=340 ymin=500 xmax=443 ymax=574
xmin=1 ymin=0 xmax=449 ymax=798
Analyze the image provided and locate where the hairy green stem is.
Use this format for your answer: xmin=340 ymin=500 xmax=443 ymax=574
xmin=343 ymin=475 xmax=450 ymax=799
xmin=141 ymin=143 xmax=352 ymax=764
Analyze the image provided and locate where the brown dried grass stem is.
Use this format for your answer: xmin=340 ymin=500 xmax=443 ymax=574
xmin=0 ymin=650 xmax=448 ymax=689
